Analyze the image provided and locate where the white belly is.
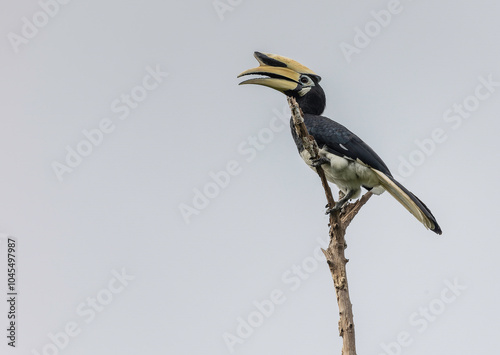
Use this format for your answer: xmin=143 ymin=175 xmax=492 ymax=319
xmin=299 ymin=148 xmax=385 ymax=199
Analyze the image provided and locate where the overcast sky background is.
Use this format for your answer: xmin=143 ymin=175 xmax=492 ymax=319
xmin=1 ymin=1 xmax=500 ymax=354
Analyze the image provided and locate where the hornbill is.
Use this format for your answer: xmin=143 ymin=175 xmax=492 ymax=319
xmin=238 ymin=52 xmax=442 ymax=235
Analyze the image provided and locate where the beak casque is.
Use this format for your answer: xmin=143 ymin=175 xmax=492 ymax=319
xmin=238 ymin=52 xmax=319 ymax=93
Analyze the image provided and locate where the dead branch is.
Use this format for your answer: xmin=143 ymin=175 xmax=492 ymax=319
xmin=288 ymin=97 xmax=372 ymax=355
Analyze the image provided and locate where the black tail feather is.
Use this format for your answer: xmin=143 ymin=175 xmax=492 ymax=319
xmin=390 ymin=177 xmax=442 ymax=235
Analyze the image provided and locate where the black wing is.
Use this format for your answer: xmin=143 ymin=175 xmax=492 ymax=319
xmin=295 ymin=114 xmax=392 ymax=176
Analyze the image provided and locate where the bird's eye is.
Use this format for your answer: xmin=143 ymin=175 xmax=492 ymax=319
xmin=300 ymin=76 xmax=312 ymax=85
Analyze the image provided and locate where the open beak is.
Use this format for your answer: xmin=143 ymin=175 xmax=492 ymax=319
xmin=237 ymin=65 xmax=300 ymax=92
xmin=237 ymin=52 xmax=318 ymax=93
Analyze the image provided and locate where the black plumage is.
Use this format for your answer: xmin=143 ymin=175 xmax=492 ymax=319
xmin=291 ymin=114 xmax=391 ymax=176
xmin=239 ymin=52 xmax=442 ymax=234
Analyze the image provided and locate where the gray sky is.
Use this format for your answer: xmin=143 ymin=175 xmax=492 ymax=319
xmin=1 ymin=1 xmax=499 ymax=354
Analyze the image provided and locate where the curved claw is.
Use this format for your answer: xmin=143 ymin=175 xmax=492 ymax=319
xmin=325 ymin=202 xmax=346 ymax=215
xmin=325 ymin=190 xmax=355 ymax=214
xmin=311 ymin=156 xmax=330 ymax=168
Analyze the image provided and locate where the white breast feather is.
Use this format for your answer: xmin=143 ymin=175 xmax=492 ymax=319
xmin=299 ymin=148 xmax=385 ymax=197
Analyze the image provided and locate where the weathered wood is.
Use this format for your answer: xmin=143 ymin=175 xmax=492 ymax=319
xmin=288 ymin=97 xmax=372 ymax=355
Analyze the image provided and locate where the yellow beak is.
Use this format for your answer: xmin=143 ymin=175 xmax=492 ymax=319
xmin=237 ymin=52 xmax=318 ymax=93
xmin=238 ymin=65 xmax=301 ymax=92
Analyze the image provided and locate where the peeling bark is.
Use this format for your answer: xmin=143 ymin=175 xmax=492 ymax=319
xmin=288 ymin=97 xmax=372 ymax=355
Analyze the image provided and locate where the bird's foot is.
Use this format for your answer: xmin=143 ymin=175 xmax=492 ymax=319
xmin=325 ymin=190 xmax=355 ymax=214
xmin=325 ymin=201 xmax=347 ymax=214
xmin=311 ymin=157 xmax=330 ymax=168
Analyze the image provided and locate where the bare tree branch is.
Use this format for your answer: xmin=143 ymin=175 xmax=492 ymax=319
xmin=288 ymin=97 xmax=372 ymax=355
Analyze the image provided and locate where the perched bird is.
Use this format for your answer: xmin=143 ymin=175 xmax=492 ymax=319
xmin=238 ymin=52 xmax=442 ymax=234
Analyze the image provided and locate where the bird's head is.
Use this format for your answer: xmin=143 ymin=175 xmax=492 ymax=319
xmin=238 ymin=52 xmax=326 ymax=115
